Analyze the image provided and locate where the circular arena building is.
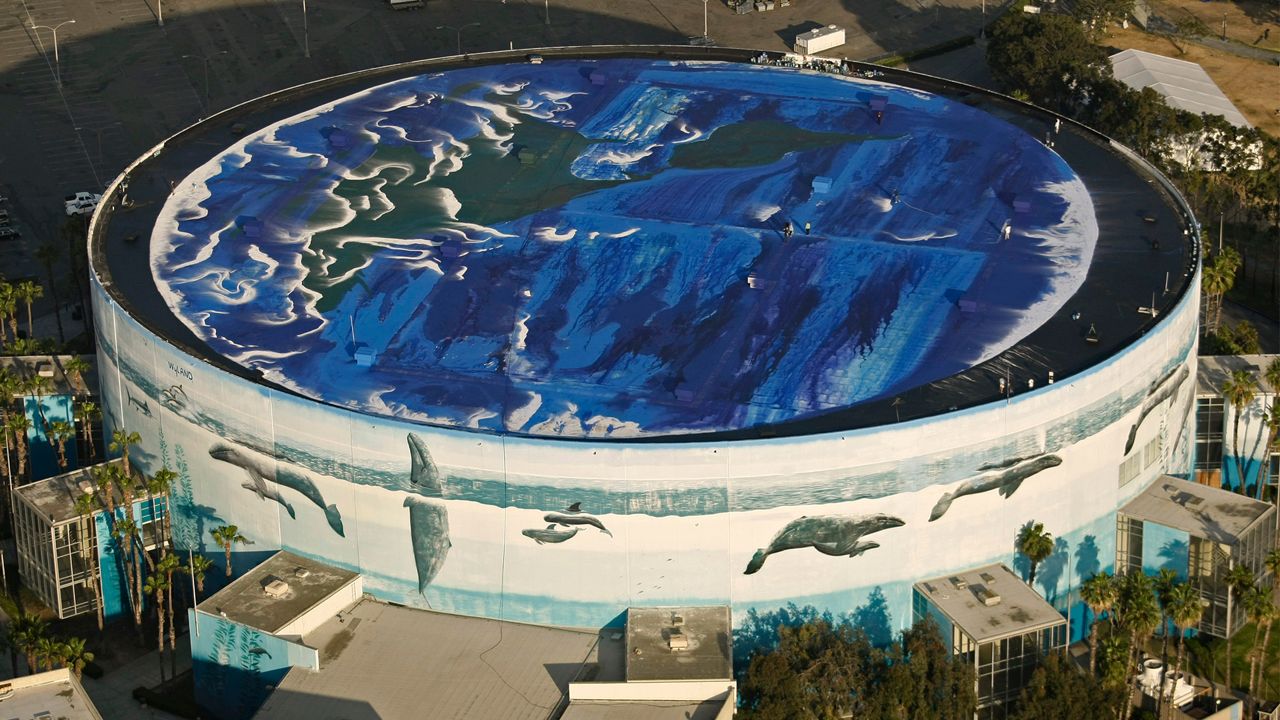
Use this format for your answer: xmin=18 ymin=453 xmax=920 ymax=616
xmin=89 ymin=47 xmax=1199 ymax=645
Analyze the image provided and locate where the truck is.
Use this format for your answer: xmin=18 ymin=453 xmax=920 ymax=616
xmin=795 ymin=25 xmax=846 ymax=55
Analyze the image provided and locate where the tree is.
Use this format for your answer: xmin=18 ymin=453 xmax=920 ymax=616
xmin=1115 ymin=572 xmax=1160 ymax=720
xmin=14 ymin=280 xmax=42 ymax=339
xmin=9 ymin=612 xmax=47 ymax=675
xmin=1242 ymin=584 xmax=1273 ymax=704
xmin=184 ymin=553 xmax=214 ymax=596
xmin=1082 ymin=571 xmax=1117 ymax=675
xmin=32 ymin=242 xmax=64 ymax=344
xmin=114 ymin=516 xmax=145 ymax=631
xmin=62 ymin=356 xmax=90 ymax=398
xmin=109 ymin=429 xmax=142 ymax=483
xmin=1255 ymin=359 xmax=1280 ymax=502
xmin=47 ymin=420 xmax=74 ymax=469
xmin=74 ymin=491 xmax=104 ymax=633
xmin=210 ymin=524 xmax=248 ymax=578
xmin=157 ymin=552 xmax=182 ymax=678
xmin=144 ymin=569 xmax=170 ymax=681
xmin=987 ymin=13 xmax=1108 ymax=115
xmin=1164 ymin=582 xmax=1203 ymax=720
xmin=35 ymin=635 xmax=61 ymax=672
xmin=1221 ymin=369 xmax=1257 ymax=495
xmin=1013 ymin=652 xmax=1126 ymax=719
xmin=6 ymin=413 xmax=30 ymax=483
xmin=1223 ymin=564 xmax=1255 ymax=690
xmin=59 ymin=637 xmax=93 ymax=679
xmin=1018 ymin=522 xmax=1055 ymax=586
xmin=75 ymin=401 xmax=99 ymax=460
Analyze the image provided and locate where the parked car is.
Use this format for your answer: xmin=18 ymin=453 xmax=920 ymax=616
xmin=0 ymin=227 xmax=20 ymax=240
xmin=64 ymin=191 xmax=101 ymax=216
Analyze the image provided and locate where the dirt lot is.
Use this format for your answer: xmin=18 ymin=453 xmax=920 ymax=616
xmin=1146 ymin=0 xmax=1280 ymax=51
xmin=1103 ymin=25 xmax=1280 ymax=135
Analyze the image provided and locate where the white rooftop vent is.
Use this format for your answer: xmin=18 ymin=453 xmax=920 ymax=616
xmin=672 ymin=613 xmax=685 ymax=627
xmin=975 ymin=586 xmax=1001 ymax=607
xmin=36 ymin=362 xmax=55 ymax=378
xmin=668 ymin=628 xmax=689 ymax=651
xmin=77 ymin=480 xmax=95 ymax=495
xmin=264 ymin=579 xmax=291 ymax=598
xmin=294 ymin=567 xmax=311 ymax=579
xmin=949 ymin=576 xmax=968 ymax=590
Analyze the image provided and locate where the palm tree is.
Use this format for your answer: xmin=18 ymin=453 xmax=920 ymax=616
xmin=1224 ymin=564 xmax=1255 ymax=690
xmin=110 ymin=429 xmax=142 ymax=483
xmin=61 ymin=356 xmax=89 ymax=398
xmin=1221 ymin=369 xmax=1257 ymax=495
xmin=6 ymin=414 xmax=30 ymax=484
xmin=158 ymin=552 xmax=182 ymax=677
xmin=1260 ymin=550 xmax=1280 ymax=686
xmin=1117 ymin=572 xmax=1161 ymax=720
xmin=74 ymin=491 xmax=104 ymax=632
xmin=210 ymin=525 xmax=248 ymax=578
xmin=9 ymin=612 xmax=47 ymax=675
xmin=1081 ymin=571 xmax=1117 ymax=675
xmin=1017 ymin=522 xmax=1055 ymax=587
xmin=184 ymin=553 xmax=214 ymax=596
xmin=144 ymin=570 xmax=170 ymax=681
xmin=32 ymin=242 xmax=64 ymax=344
xmin=0 ymin=282 xmax=15 ymax=347
xmin=59 ymin=637 xmax=93 ymax=679
xmin=1243 ymin=584 xmax=1274 ymax=703
xmin=1164 ymin=582 xmax=1203 ymax=720
xmin=114 ymin=516 xmax=144 ymax=631
xmin=75 ymin=401 xmax=99 ymax=460
xmin=47 ymin=420 xmax=74 ymax=469
xmin=35 ymin=636 xmax=61 ymax=672
xmin=14 ymin=280 xmax=42 ymax=338
xmin=1257 ymin=357 xmax=1280 ymax=503
xmin=151 ymin=467 xmax=176 ymax=556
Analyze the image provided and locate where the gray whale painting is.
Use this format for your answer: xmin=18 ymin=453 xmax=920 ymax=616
xmin=929 ymin=454 xmax=1063 ymax=522
xmin=208 ymin=442 xmax=345 ymax=536
xmin=1124 ymin=364 xmax=1189 ymax=454
xmin=404 ymin=496 xmax=451 ymax=596
xmin=744 ymin=514 xmax=905 ymax=574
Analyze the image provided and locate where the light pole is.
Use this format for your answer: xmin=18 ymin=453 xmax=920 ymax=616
xmin=302 ymin=0 xmax=310 ymax=58
xmin=544 ymin=0 xmax=550 ymax=25
xmin=183 ymin=51 xmax=230 ymax=112
xmin=31 ymin=19 xmax=76 ymax=88
xmin=702 ymin=0 xmax=709 ymax=43
xmin=436 ymin=23 xmax=479 ymax=56
xmin=158 ymin=0 xmax=164 ymax=26
xmin=75 ymin=121 xmax=122 ymax=169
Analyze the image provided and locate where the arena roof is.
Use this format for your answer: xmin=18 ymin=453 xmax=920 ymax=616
xmin=90 ymin=46 xmax=1198 ymax=442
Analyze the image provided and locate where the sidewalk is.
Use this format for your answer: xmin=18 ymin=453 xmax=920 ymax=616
xmin=80 ymin=640 xmax=192 ymax=720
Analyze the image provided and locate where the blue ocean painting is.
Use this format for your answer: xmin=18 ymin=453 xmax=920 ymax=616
xmin=151 ymin=59 xmax=1097 ymax=437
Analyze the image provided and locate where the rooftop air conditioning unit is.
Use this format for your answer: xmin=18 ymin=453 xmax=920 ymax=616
xmin=668 ymin=629 xmax=689 ymax=651
xmin=37 ymin=363 xmax=55 ymax=378
xmin=975 ymin=586 xmax=1001 ymax=607
xmin=264 ymin=579 xmax=291 ymax=598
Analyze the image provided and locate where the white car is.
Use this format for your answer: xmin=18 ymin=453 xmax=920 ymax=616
xmin=64 ymin=191 xmax=101 ymax=216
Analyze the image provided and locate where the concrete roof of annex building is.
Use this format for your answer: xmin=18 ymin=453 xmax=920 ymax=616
xmin=915 ymin=563 xmax=1065 ymax=644
xmin=1120 ymin=475 xmax=1276 ymax=545
xmin=625 ymin=606 xmax=732 ymax=682
xmin=561 ymin=698 xmax=731 ymax=720
xmin=1196 ymin=354 xmax=1279 ymax=395
xmin=254 ymin=597 xmax=600 ymax=720
xmin=0 ymin=668 xmax=104 ymax=720
xmin=1110 ymin=49 xmax=1252 ymax=129
xmin=0 ymin=354 xmax=98 ymax=399
xmin=14 ymin=458 xmax=149 ymax=526
xmin=89 ymin=45 xmax=1198 ymax=443
xmin=197 ymin=550 xmax=359 ymax=634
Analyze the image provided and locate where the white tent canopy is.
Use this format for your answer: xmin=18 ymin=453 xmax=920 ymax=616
xmin=1109 ymin=48 xmax=1252 ymax=128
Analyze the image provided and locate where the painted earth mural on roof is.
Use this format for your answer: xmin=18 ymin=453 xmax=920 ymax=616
xmin=151 ymin=59 xmax=1097 ymax=438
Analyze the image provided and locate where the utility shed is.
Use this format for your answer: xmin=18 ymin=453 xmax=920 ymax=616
xmin=795 ymin=25 xmax=846 ymax=54
xmin=914 ymin=563 xmax=1067 ymax=720
xmin=1118 ymin=476 xmax=1277 ymax=638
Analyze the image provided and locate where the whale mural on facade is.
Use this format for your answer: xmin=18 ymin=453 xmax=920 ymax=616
xmin=404 ymin=495 xmax=451 ymax=596
xmin=522 ymin=525 xmax=580 ymax=545
xmin=929 ymin=454 xmax=1063 ymax=521
xmin=1124 ymin=363 xmax=1190 ymax=454
xmin=407 ymin=433 xmax=442 ymax=495
xmin=545 ymin=503 xmax=612 ymax=537
xmin=208 ymin=442 xmax=346 ymax=537
xmin=744 ymin=513 xmax=906 ymax=574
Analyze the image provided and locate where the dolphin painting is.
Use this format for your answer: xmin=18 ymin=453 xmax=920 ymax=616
xmin=744 ymin=513 xmax=905 ymax=575
xmin=239 ymin=480 xmax=296 ymax=519
xmin=407 ymin=433 xmax=442 ymax=496
xmin=929 ymin=454 xmax=1063 ymax=522
xmin=522 ymin=524 xmax=580 ymax=545
xmin=1124 ymin=364 xmax=1189 ymax=454
xmin=544 ymin=503 xmax=612 ymax=536
xmin=405 ymin=495 xmax=451 ymax=595
xmin=209 ymin=442 xmax=345 ymax=536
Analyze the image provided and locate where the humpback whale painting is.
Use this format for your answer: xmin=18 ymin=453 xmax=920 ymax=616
xmin=1124 ymin=363 xmax=1189 ymax=454
xmin=744 ymin=514 xmax=905 ymax=574
xmin=208 ymin=442 xmax=345 ymax=536
xmin=404 ymin=496 xmax=451 ymax=596
xmin=929 ymin=454 xmax=1063 ymax=521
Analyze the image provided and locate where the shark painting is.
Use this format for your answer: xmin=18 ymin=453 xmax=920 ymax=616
xmin=744 ymin=513 xmax=905 ymax=574
xmin=405 ymin=495 xmax=451 ymax=596
xmin=929 ymin=454 xmax=1063 ymax=521
xmin=208 ymin=442 xmax=345 ymax=536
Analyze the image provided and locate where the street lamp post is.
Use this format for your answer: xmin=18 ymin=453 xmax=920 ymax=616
xmin=545 ymin=0 xmax=550 ymax=25
xmin=31 ymin=19 xmax=76 ymax=88
xmin=302 ymin=0 xmax=310 ymax=58
xmin=702 ymin=0 xmax=709 ymax=43
xmin=183 ymin=51 xmax=231 ymax=112
xmin=74 ymin=122 xmax=122 ymax=169
xmin=436 ymin=23 xmax=480 ymax=56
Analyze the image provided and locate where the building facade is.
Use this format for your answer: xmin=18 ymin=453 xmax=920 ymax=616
xmin=1193 ymin=355 xmax=1278 ymax=500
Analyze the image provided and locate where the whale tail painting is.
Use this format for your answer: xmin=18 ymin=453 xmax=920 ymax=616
xmin=323 ymin=504 xmax=343 ymax=535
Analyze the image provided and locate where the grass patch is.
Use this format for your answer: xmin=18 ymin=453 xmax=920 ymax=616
xmin=1183 ymin=621 xmax=1280 ymax=698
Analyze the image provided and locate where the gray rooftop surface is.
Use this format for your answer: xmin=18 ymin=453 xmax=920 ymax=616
xmin=626 ymin=606 xmax=732 ymax=682
xmin=15 ymin=459 xmax=137 ymax=525
xmin=1120 ymin=475 xmax=1276 ymax=545
xmin=0 ymin=354 xmax=98 ymax=399
xmin=255 ymin=598 xmax=599 ymax=720
xmin=562 ymin=699 xmax=730 ymax=720
xmin=1196 ymin=355 xmax=1279 ymax=395
xmin=197 ymin=550 xmax=358 ymax=634
xmin=915 ymin=563 xmax=1065 ymax=644
xmin=0 ymin=669 xmax=103 ymax=720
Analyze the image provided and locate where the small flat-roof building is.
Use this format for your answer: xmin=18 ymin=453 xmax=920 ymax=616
xmin=0 ymin=667 xmax=104 ymax=719
xmin=12 ymin=459 xmax=164 ymax=620
xmin=913 ymin=563 xmax=1067 ymax=720
xmin=1118 ymin=476 xmax=1277 ymax=638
